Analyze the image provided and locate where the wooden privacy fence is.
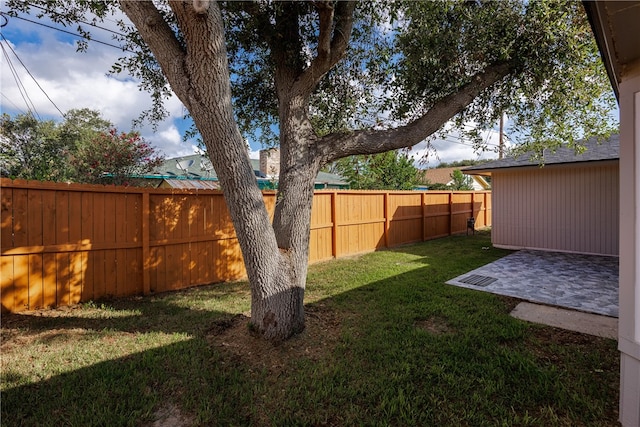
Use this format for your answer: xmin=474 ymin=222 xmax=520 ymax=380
xmin=1 ymin=178 xmax=490 ymax=313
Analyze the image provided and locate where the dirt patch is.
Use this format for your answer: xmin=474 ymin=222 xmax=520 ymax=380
xmin=496 ymin=295 xmax=522 ymax=312
xmin=414 ymin=316 xmax=455 ymax=335
xmin=526 ymin=325 xmax=613 ymax=364
xmin=146 ymin=402 xmax=194 ymax=427
xmin=206 ymin=303 xmax=342 ymax=375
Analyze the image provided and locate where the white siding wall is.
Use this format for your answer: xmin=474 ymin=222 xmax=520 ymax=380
xmin=492 ymin=162 xmax=619 ymax=256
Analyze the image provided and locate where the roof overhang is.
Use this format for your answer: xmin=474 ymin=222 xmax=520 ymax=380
xmin=464 ymin=158 xmax=619 ymax=177
xmin=583 ymin=1 xmax=640 ymax=101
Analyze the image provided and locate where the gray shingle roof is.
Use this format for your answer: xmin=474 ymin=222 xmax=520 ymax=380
xmin=154 ymin=154 xmax=347 ymax=187
xmin=463 ymin=134 xmax=619 ymax=174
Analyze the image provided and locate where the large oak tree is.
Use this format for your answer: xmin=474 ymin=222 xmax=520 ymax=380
xmin=6 ymin=0 xmax=616 ymax=340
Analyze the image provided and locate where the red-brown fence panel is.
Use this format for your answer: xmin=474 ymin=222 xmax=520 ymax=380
xmin=1 ymin=178 xmax=490 ymax=313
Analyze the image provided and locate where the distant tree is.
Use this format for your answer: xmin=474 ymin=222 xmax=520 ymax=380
xmin=334 ymin=151 xmax=419 ymax=190
xmin=0 ymin=113 xmax=71 ymax=181
xmin=449 ymin=169 xmax=474 ymax=190
xmin=422 ymin=181 xmax=450 ymax=191
xmin=58 ymin=108 xmax=112 ymax=148
xmin=0 ymin=110 xmax=163 ymax=185
xmin=436 ymin=159 xmax=486 ymax=169
xmin=73 ymin=129 xmax=164 ymax=186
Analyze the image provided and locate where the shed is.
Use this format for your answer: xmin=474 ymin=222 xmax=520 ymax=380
xmin=464 ymin=135 xmax=619 ymax=256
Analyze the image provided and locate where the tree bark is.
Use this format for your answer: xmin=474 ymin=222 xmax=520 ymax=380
xmin=120 ymin=0 xmax=306 ymax=341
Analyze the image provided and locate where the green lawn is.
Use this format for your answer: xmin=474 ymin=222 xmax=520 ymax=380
xmin=1 ymin=230 xmax=619 ymax=426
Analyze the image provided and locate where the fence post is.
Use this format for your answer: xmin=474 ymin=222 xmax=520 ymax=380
xmin=421 ymin=192 xmax=426 ymax=242
xmin=331 ymin=191 xmax=338 ymax=259
xmin=142 ymin=191 xmax=150 ymax=295
xmin=471 ymin=191 xmax=476 ymax=224
xmin=449 ymin=192 xmax=454 ymax=236
xmin=485 ymin=192 xmax=490 ymax=227
xmin=384 ymin=192 xmax=390 ymax=248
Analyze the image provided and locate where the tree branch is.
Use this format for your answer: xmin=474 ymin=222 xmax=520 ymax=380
xmin=315 ymin=1 xmax=334 ymax=60
xmin=318 ymin=61 xmax=515 ymax=163
xmin=298 ymin=1 xmax=356 ymax=95
xmin=118 ymin=1 xmax=191 ymax=108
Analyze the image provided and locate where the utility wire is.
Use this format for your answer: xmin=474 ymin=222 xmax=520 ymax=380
xmin=1 ymin=33 xmax=64 ymax=117
xmin=1 ymin=39 xmax=41 ymax=118
xmin=1 ymin=93 xmax=28 ymax=115
xmin=9 ymin=14 xmax=135 ymax=53
xmin=24 ymin=2 xmax=128 ymax=38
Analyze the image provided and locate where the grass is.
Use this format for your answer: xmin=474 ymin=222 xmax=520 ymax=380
xmin=1 ymin=230 xmax=619 ymax=426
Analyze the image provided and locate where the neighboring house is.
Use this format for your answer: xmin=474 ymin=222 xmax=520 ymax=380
xmin=149 ymin=150 xmax=348 ymax=190
xmin=421 ymin=166 xmax=491 ymax=191
xmin=464 ymin=134 xmax=619 ymax=256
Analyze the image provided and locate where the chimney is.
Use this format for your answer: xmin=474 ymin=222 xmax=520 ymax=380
xmin=259 ymin=148 xmax=280 ymax=178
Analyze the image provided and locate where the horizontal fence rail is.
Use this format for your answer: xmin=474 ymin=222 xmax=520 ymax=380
xmin=1 ymin=178 xmax=490 ymax=313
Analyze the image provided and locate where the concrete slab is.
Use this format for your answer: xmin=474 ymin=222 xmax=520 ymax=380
xmin=447 ymin=250 xmax=619 ymax=317
xmin=510 ymin=302 xmax=618 ymax=339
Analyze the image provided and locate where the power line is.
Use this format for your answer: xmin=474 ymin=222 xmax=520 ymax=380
xmin=9 ymin=14 xmax=135 ymax=53
xmin=24 ymin=2 xmax=128 ymax=39
xmin=1 ymin=93 xmax=28 ymax=115
xmin=1 ymin=33 xmax=64 ymax=117
xmin=1 ymin=39 xmax=41 ymax=118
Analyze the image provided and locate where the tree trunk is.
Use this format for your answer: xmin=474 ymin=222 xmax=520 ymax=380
xmin=248 ymin=82 xmax=321 ymax=339
xmin=120 ymin=0 xmax=310 ymax=341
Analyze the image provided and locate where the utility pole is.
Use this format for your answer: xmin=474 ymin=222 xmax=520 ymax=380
xmin=499 ymin=112 xmax=504 ymax=159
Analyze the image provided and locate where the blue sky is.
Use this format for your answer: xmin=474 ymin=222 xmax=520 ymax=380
xmin=0 ymin=5 xmax=504 ymax=166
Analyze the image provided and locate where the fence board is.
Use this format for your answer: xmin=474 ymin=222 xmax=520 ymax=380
xmin=28 ymin=254 xmax=43 ymax=309
xmin=14 ymin=255 xmax=29 ymax=311
xmin=104 ymin=193 xmax=117 ymax=246
xmin=125 ymin=248 xmax=140 ymax=296
xmin=116 ymin=248 xmax=127 ymax=296
xmin=92 ymin=193 xmax=106 ymax=244
xmin=43 ymin=253 xmax=57 ymax=308
xmin=115 ymin=195 xmax=127 ymax=244
xmin=68 ymin=251 xmax=83 ymax=304
xmin=1 ymin=187 xmax=12 ymax=249
xmin=104 ymin=250 xmax=117 ymax=297
xmin=13 ymin=189 xmax=28 ymax=248
xmin=91 ymin=250 xmax=106 ymax=300
xmin=27 ymin=190 xmax=43 ymax=247
xmin=1 ymin=256 xmax=14 ymax=312
xmin=0 ymin=179 xmax=490 ymax=312
xmin=55 ymin=191 xmax=69 ymax=245
xmin=69 ymin=192 xmax=82 ymax=243
xmin=80 ymin=251 xmax=93 ymax=301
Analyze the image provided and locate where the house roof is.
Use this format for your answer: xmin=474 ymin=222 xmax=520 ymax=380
xmin=153 ymin=154 xmax=348 ymax=187
xmin=155 ymin=154 xmax=217 ymax=179
xmin=583 ymin=1 xmax=640 ymax=101
xmin=159 ymin=179 xmax=221 ymax=190
xmin=463 ymin=134 xmax=620 ymax=175
xmin=420 ymin=166 xmax=490 ymax=191
xmin=421 ymin=167 xmax=461 ymax=185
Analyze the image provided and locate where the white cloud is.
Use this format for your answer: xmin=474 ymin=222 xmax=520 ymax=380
xmin=408 ymin=125 xmax=509 ymax=168
xmin=0 ymin=15 xmax=196 ymax=158
xmin=152 ymin=124 xmax=198 ymax=158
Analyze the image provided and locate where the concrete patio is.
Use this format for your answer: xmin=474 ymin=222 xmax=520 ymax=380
xmin=447 ymin=250 xmax=619 ymax=318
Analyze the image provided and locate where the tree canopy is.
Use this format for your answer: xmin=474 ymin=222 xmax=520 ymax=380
xmin=448 ymin=169 xmax=474 ymax=191
xmin=333 ymin=151 xmax=420 ymax=190
xmin=6 ymin=1 xmax=616 ymax=152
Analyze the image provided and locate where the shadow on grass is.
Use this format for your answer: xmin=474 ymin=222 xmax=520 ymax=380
xmin=1 ymin=232 xmax=620 ymax=426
